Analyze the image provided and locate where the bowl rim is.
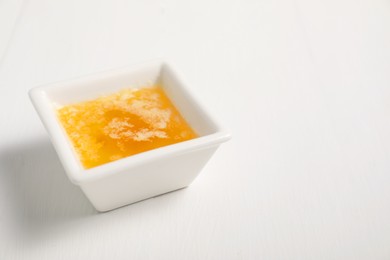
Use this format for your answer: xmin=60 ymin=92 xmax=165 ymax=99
xmin=29 ymin=60 xmax=231 ymax=184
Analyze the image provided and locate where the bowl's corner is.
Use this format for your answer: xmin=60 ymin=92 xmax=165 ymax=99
xmin=28 ymin=86 xmax=47 ymax=106
xmin=28 ymin=86 xmax=39 ymax=102
xmin=66 ymin=170 xmax=84 ymax=186
xmin=216 ymin=129 xmax=232 ymax=144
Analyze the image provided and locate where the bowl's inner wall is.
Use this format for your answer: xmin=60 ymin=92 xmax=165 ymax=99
xmin=46 ymin=64 xmax=162 ymax=105
xmin=160 ymin=65 xmax=218 ymax=136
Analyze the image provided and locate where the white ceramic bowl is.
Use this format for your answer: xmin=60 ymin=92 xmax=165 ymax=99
xmin=29 ymin=60 xmax=231 ymax=212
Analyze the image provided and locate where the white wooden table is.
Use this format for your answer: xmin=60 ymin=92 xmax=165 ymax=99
xmin=1 ymin=0 xmax=390 ymax=259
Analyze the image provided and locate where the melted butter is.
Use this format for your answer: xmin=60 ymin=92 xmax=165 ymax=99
xmin=57 ymin=86 xmax=197 ymax=169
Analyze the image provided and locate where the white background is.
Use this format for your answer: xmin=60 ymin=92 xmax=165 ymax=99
xmin=1 ymin=0 xmax=390 ymax=259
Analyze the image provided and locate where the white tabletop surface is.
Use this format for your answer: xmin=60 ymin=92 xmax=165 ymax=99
xmin=1 ymin=0 xmax=390 ymax=259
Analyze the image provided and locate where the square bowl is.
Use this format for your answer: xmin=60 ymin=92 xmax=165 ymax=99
xmin=29 ymin=60 xmax=231 ymax=212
